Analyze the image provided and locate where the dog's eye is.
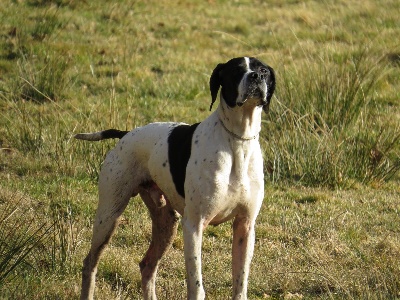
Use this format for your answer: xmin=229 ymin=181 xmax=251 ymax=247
xmin=259 ymin=67 xmax=268 ymax=74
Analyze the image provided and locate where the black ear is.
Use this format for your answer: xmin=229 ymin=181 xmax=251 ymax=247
xmin=263 ymin=66 xmax=276 ymax=113
xmin=209 ymin=63 xmax=225 ymax=111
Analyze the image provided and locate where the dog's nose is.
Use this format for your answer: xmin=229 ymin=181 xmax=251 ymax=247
xmin=250 ymin=71 xmax=265 ymax=81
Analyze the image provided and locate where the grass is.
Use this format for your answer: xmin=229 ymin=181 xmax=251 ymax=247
xmin=263 ymin=49 xmax=400 ymax=187
xmin=0 ymin=0 xmax=399 ymax=299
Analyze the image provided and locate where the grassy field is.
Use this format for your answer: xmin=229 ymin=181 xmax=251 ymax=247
xmin=0 ymin=0 xmax=399 ymax=299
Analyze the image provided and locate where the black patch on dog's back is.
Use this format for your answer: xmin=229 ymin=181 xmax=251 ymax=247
xmin=168 ymin=123 xmax=200 ymax=198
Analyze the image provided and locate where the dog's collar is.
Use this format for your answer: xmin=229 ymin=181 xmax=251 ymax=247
xmin=219 ymin=118 xmax=259 ymax=141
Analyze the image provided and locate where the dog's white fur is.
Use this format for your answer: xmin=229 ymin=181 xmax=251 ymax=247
xmin=78 ymin=57 xmax=274 ymax=300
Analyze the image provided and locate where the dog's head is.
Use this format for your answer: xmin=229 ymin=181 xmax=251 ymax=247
xmin=209 ymin=57 xmax=275 ymax=113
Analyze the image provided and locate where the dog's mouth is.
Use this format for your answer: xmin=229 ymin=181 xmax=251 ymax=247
xmin=237 ymin=82 xmax=267 ymax=107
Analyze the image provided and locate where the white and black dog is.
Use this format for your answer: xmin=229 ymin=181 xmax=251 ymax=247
xmin=76 ymin=57 xmax=275 ymax=300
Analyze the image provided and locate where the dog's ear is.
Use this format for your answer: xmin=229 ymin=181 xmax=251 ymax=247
xmin=263 ymin=66 xmax=276 ymax=114
xmin=209 ymin=63 xmax=225 ymax=111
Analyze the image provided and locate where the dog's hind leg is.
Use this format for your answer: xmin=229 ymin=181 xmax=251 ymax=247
xmin=80 ymin=200 xmax=131 ymax=299
xmin=139 ymin=187 xmax=179 ymax=300
xmin=80 ymin=154 xmax=138 ymax=300
xmin=80 ymin=191 xmax=132 ymax=300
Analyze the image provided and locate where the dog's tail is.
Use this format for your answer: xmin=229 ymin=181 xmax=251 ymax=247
xmin=74 ymin=129 xmax=129 ymax=141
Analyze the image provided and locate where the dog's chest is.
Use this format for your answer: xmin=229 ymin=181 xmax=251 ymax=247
xmin=187 ymin=142 xmax=263 ymax=223
xmin=230 ymin=142 xmax=254 ymax=182
xmin=183 ymin=121 xmax=264 ymax=220
xmin=218 ymin=140 xmax=262 ymax=198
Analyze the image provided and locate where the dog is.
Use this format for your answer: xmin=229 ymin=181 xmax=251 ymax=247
xmin=76 ymin=57 xmax=275 ymax=300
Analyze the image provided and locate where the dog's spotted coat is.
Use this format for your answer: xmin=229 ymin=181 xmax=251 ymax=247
xmin=76 ymin=57 xmax=275 ymax=300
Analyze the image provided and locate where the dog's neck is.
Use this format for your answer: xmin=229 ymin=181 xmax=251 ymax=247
xmin=217 ymin=96 xmax=263 ymax=141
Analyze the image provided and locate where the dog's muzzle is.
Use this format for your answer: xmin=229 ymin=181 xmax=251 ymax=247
xmin=237 ymin=71 xmax=268 ymax=107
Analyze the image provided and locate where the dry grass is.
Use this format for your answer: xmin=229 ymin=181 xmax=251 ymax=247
xmin=0 ymin=0 xmax=399 ymax=299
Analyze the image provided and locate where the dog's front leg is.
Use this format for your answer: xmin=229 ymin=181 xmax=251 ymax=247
xmin=232 ymin=216 xmax=256 ymax=300
xmin=182 ymin=215 xmax=206 ymax=300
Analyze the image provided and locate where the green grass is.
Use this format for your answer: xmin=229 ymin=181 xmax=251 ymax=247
xmin=0 ymin=0 xmax=399 ymax=299
xmin=262 ymin=49 xmax=400 ymax=187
